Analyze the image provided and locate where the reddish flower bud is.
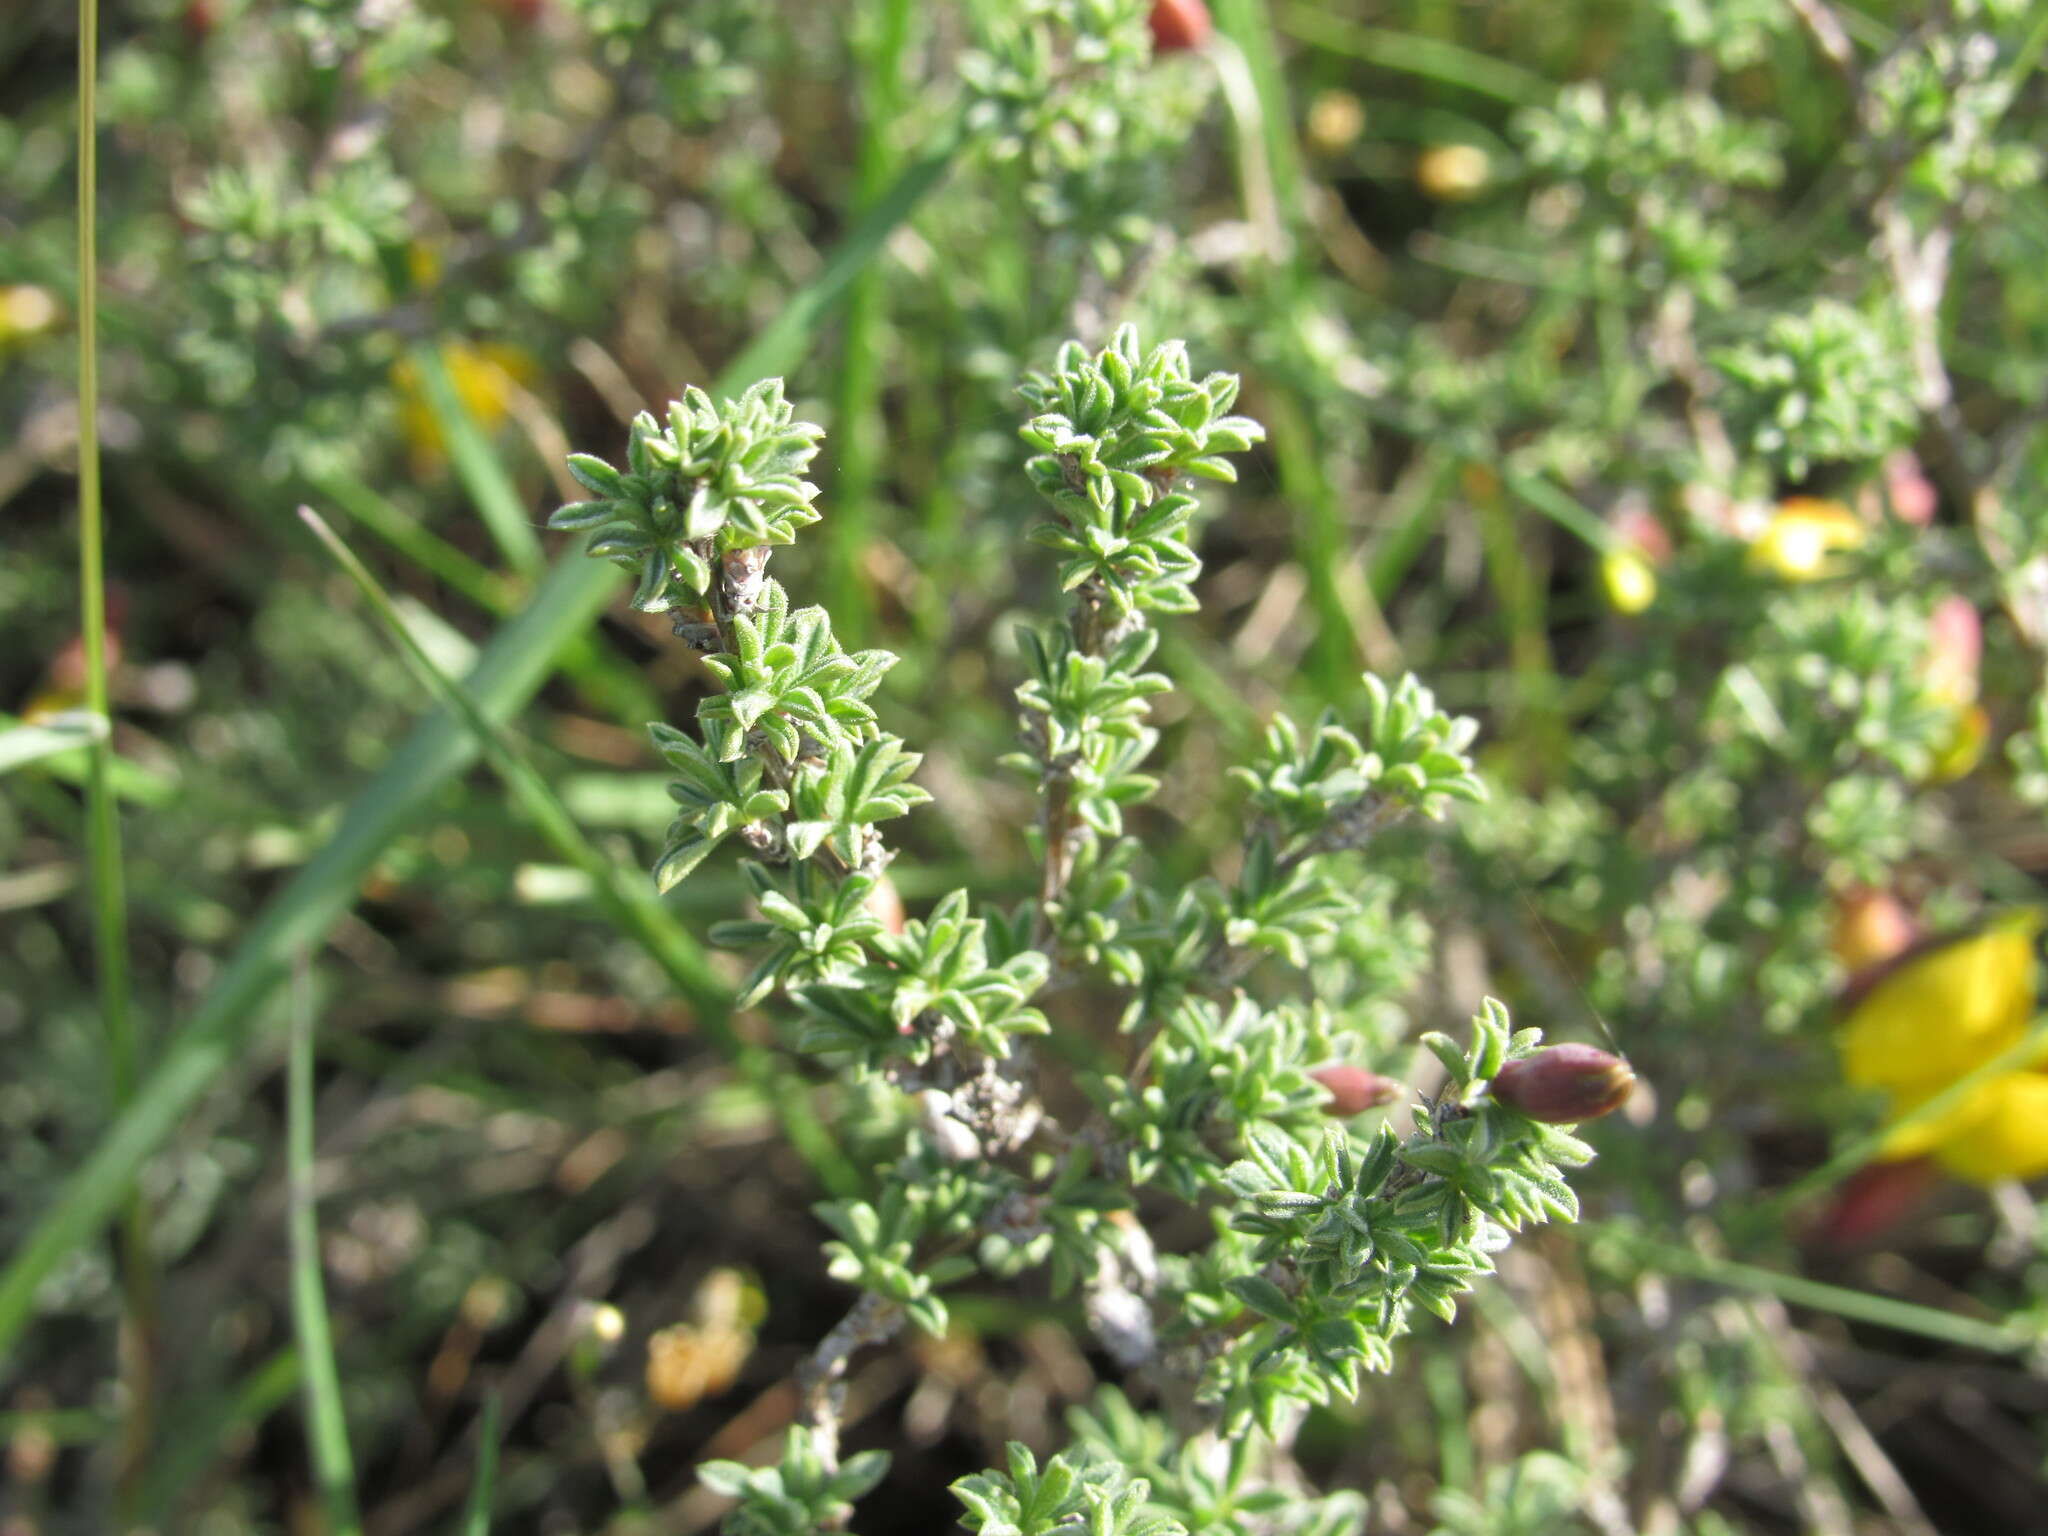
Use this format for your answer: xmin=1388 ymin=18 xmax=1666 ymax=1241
xmin=1801 ymin=1156 xmax=1936 ymax=1247
xmin=864 ymin=874 xmax=907 ymax=936
xmin=1489 ymin=1044 xmax=1635 ymax=1123
xmin=1148 ymin=0 xmax=1211 ymax=53
xmin=1882 ymin=450 xmax=1938 ymax=526
xmin=1311 ymin=1064 xmax=1402 ymax=1117
xmin=1611 ymin=499 xmax=1673 ymax=565
xmin=1830 ymin=886 xmax=1919 ymax=974
xmin=1924 ymin=594 xmax=1981 ymax=707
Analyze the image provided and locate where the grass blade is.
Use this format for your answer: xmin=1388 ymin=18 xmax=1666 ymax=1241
xmin=134 ymin=1348 xmax=301 ymax=1524
xmin=820 ymin=0 xmax=918 ymax=641
xmin=77 ymin=0 xmax=160 ymax=1504
xmin=311 ymin=465 xmax=664 ymax=727
xmin=407 ymin=343 xmax=544 ymax=577
xmin=0 ymin=123 xmax=964 ymax=1370
xmin=287 ymin=955 xmax=361 ymax=1536
xmin=296 ymin=505 xmax=852 ymax=1190
xmin=296 ymin=506 xmax=724 ymax=1009
xmin=460 ymin=1395 xmax=503 ymax=1536
xmin=1599 ymin=1226 xmax=2038 ymax=1356
xmin=1275 ymin=3 xmax=1551 ymax=107
xmin=1213 ymin=0 xmax=1309 ymax=237
xmin=310 ymin=466 xmax=519 ymax=614
xmin=0 ymin=710 xmax=176 ymax=804
xmin=0 ymin=710 xmax=106 ymax=774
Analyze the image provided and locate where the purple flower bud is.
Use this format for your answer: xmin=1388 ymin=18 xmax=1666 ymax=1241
xmin=1489 ymin=1045 xmax=1635 ymax=1124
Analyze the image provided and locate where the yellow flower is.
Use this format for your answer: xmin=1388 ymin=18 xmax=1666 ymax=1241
xmin=641 ymin=1267 xmax=764 ymax=1412
xmin=0 ymin=284 xmax=62 ymax=351
xmin=1599 ymin=549 xmax=1658 ymax=614
xmin=1923 ymin=702 xmax=1989 ymax=785
xmin=390 ymin=340 xmax=538 ymax=466
xmin=1839 ymin=909 xmax=2048 ymax=1182
xmin=1415 ymin=143 xmax=1490 ymax=202
xmin=1748 ymin=497 xmax=1864 ymax=581
xmin=1306 ymin=90 xmax=1365 ymax=154
xmin=1904 ymin=1074 xmax=2048 ymax=1183
xmin=406 ymin=239 xmax=445 ymax=292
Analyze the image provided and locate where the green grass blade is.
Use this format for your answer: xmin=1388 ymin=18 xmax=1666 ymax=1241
xmin=721 ymin=125 xmax=963 ymax=393
xmin=820 ymin=0 xmax=919 ymax=642
xmin=287 ymin=956 xmax=361 ymax=1536
xmin=0 ymin=710 xmax=176 ymax=804
xmin=1275 ymin=3 xmax=1551 ymax=107
xmin=460 ymin=1395 xmax=503 ymax=1536
xmin=1213 ymin=0 xmax=1309 ymax=234
xmin=1263 ymin=388 xmax=1372 ymax=699
xmin=310 ymin=466 xmax=519 ymax=614
xmin=407 ymin=343 xmax=544 ymax=577
xmin=77 ymin=4 xmax=126 ymax=1097
xmin=1366 ymin=450 xmax=1456 ymax=605
xmin=297 ymin=506 xmax=852 ymax=1190
xmin=1599 ymin=1226 xmax=2038 ymax=1355
xmin=78 ymin=0 xmax=161 ymax=1506
xmin=310 ymin=466 xmax=664 ymax=728
xmin=0 ymin=711 xmax=106 ymax=774
xmin=0 ymin=550 xmax=620 ymax=1374
xmin=297 ymin=507 xmax=724 ymax=1008
xmin=0 ymin=125 xmax=964 ymax=1368
xmin=134 ymin=1348 xmax=301 ymax=1524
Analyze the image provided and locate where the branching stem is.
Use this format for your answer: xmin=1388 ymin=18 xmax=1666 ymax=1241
xmin=796 ymin=1292 xmax=904 ymax=1471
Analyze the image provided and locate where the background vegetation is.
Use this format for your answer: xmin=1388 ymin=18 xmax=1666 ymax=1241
xmin=6 ymin=0 xmax=2048 ymax=1531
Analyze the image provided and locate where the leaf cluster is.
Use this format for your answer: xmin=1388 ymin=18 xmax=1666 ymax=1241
xmin=550 ymin=380 xmax=826 ymax=611
xmin=700 ymin=1427 xmax=891 ymax=1536
xmin=1209 ymin=1002 xmax=1592 ymax=1428
xmin=1017 ymin=325 xmax=1266 ymax=618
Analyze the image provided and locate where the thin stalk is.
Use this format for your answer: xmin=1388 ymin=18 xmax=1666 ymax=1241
xmin=1211 ymin=0 xmax=1308 ymax=237
xmin=310 ymin=467 xmax=664 ymax=727
xmin=1604 ymin=1227 xmax=2037 ymax=1356
xmin=296 ymin=506 xmax=854 ymax=1193
xmin=821 ymin=0 xmax=917 ymax=642
xmin=287 ymin=956 xmax=361 ymax=1536
xmin=1421 ymin=1350 xmax=1475 ymax=1494
xmin=1760 ymin=1013 xmax=2048 ymax=1224
xmin=408 ymin=343 xmax=544 ymax=577
xmin=1275 ymin=3 xmax=1550 ymax=107
xmin=1263 ymin=388 xmax=1370 ymax=700
xmin=133 ymin=1348 xmax=302 ymax=1524
xmin=1502 ymin=469 xmax=1618 ymax=554
xmin=1366 ymin=449 xmax=1456 ymax=605
xmin=310 ymin=468 xmax=520 ymax=615
xmin=1470 ymin=469 xmax=1561 ymax=761
xmin=460 ymin=1396 xmax=502 ymax=1536
xmin=0 ymin=124 xmax=967 ymax=1370
xmin=78 ymin=0 xmax=159 ymax=1506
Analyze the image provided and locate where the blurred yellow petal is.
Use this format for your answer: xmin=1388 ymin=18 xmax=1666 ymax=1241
xmin=389 ymin=340 xmax=539 ymax=463
xmin=1748 ymin=497 xmax=1864 ymax=582
xmin=1877 ymin=1076 xmax=2004 ymax=1161
xmin=406 ymin=239 xmax=444 ymax=291
xmin=1922 ymin=703 xmax=1989 ymax=785
xmin=1926 ymin=1073 xmax=2048 ymax=1183
xmin=1839 ymin=911 xmax=2041 ymax=1093
xmin=1415 ymin=143 xmax=1490 ymax=202
xmin=1600 ymin=549 xmax=1657 ymax=614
